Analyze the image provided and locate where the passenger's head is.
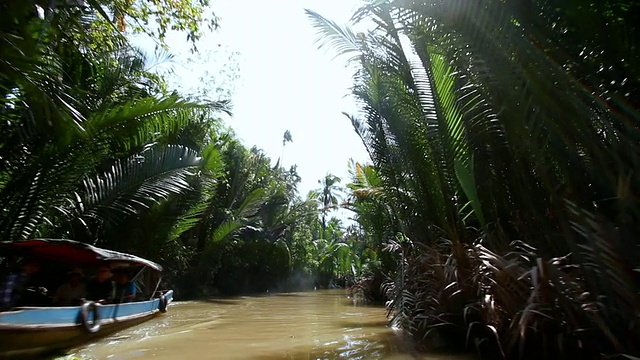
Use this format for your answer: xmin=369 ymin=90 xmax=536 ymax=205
xmin=22 ymin=259 xmax=40 ymax=275
xmin=68 ymin=267 xmax=84 ymax=285
xmin=95 ymin=265 xmax=111 ymax=282
xmin=112 ymin=269 xmax=129 ymax=284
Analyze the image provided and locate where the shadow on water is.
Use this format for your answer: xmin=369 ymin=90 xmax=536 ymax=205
xmin=337 ymin=320 xmax=389 ymax=329
xmin=198 ymin=289 xmax=355 ymax=302
xmin=199 ymin=298 xmax=242 ymax=305
xmin=271 ymin=293 xmax=310 ymax=297
xmin=197 ymin=291 xmax=317 ymax=305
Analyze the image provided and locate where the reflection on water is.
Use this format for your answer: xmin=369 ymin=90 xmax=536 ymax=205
xmin=69 ymin=290 xmax=472 ymax=360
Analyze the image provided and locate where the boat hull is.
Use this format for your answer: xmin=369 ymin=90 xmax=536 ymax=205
xmin=0 ymin=290 xmax=173 ymax=358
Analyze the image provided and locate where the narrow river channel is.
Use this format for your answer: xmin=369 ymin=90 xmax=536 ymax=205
xmin=69 ymin=290 xmax=472 ymax=360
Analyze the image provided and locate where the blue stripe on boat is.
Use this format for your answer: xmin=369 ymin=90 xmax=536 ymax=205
xmin=0 ymin=291 xmax=173 ymax=326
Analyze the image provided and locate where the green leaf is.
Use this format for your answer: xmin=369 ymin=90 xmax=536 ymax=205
xmin=454 ymin=156 xmax=484 ymax=226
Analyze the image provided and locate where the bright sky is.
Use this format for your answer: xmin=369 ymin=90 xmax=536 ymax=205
xmin=137 ymin=0 xmax=371 ymax=207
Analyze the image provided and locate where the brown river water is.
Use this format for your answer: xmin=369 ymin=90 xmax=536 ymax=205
xmin=68 ymin=290 xmax=473 ymax=360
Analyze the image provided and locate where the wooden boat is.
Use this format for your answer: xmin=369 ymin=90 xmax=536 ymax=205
xmin=0 ymin=239 xmax=174 ymax=358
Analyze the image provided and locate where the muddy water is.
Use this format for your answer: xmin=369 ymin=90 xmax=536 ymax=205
xmin=69 ymin=290 xmax=472 ymax=360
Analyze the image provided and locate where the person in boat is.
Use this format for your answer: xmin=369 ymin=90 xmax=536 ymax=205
xmin=0 ymin=259 xmax=43 ymax=311
xmin=113 ymin=268 xmax=136 ymax=303
xmin=85 ymin=265 xmax=114 ymax=304
xmin=52 ymin=267 xmax=87 ymax=306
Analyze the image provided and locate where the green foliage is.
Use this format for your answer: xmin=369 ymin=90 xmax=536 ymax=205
xmin=310 ymin=0 xmax=640 ymax=358
xmin=309 ymin=173 xmax=343 ymax=241
xmin=87 ymin=0 xmax=219 ymax=51
xmin=0 ymin=1 xmax=223 ymax=243
xmin=0 ymin=0 xmax=341 ymax=302
xmin=0 ymin=1 xmax=227 ymax=263
xmin=283 ymin=130 xmax=292 ymax=145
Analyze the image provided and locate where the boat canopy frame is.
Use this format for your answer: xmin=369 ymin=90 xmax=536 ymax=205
xmin=0 ymin=239 xmax=162 ymax=272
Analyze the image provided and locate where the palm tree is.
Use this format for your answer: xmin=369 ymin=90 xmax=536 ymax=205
xmin=308 ymin=1 xmax=640 ymax=358
xmin=343 ymin=160 xmax=395 ymax=244
xmin=309 ymin=174 xmax=342 ymax=240
xmin=0 ymin=2 xmax=231 ymax=246
xmin=280 ymin=129 xmax=293 ymax=166
xmin=312 ymin=217 xmax=348 ymax=285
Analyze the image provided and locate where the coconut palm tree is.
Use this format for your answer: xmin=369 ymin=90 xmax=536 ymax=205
xmin=309 ymin=174 xmax=343 ymax=240
xmin=280 ymin=129 xmax=293 ymax=166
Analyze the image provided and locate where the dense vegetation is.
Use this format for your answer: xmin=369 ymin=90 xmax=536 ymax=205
xmin=3 ymin=0 xmax=640 ymax=359
xmin=309 ymin=0 xmax=640 ymax=359
xmin=0 ymin=1 xmax=380 ymax=298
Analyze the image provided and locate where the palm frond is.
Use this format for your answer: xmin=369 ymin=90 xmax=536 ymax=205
xmin=210 ymin=219 xmax=242 ymax=244
xmin=61 ymin=145 xmax=202 ymax=227
xmin=234 ymin=188 xmax=267 ymax=220
xmin=305 ymin=9 xmax=361 ymax=62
